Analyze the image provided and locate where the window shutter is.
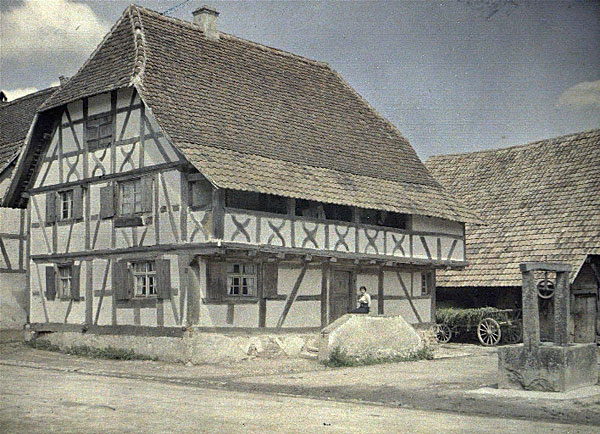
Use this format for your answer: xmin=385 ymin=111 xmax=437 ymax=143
xmin=99 ymin=185 xmax=114 ymax=219
xmin=207 ymin=261 xmax=226 ymax=300
xmin=45 ymin=192 xmax=56 ymax=224
xmin=141 ymin=176 xmax=153 ymax=213
xmin=71 ymin=265 xmax=81 ymax=301
xmin=72 ymin=186 xmax=84 ymax=220
xmin=262 ymin=262 xmax=278 ymax=298
xmin=156 ymin=259 xmax=171 ymax=299
xmin=45 ymin=266 xmax=56 ymax=301
xmin=113 ymin=260 xmax=132 ymax=300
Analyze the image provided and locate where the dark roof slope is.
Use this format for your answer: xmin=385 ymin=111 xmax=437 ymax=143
xmin=39 ymin=5 xmax=479 ymax=223
xmin=426 ymin=129 xmax=600 ymax=286
xmin=0 ymin=87 xmax=57 ymax=171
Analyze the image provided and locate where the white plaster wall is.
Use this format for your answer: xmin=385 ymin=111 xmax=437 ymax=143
xmin=92 ymin=258 xmax=113 ymax=326
xmin=0 ymin=272 xmax=27 ymax=329
xmin=385 ymin=298 xmax=431 ymax=324
xmin=88 ymin=93 xmax=111 ymax=116
xmin=412 ymin=215 xmax=463 ymax=236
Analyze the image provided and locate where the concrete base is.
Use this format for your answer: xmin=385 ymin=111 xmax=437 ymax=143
xmin=27 ymin=328 xmax=320 ymax=364
xmin=498 ymin=342 xmax=598 ymax=392
xmin=319 ymin=314 xmax=423 ymax=362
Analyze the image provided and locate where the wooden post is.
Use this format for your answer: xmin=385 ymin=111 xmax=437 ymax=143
xmin=430 ymin=269 xmax=437 ymax=324
xmin=554 ymin=270 xmax=570 ymax=346
xmin=212 ymin=188 xmax=225 ymax=239
xmin=258 ymin=261 xmax=266 ymax=328
xmin=85 ymin=259 xmax=93 ymax=325
xmin=321 ymin=262 xmax=329 ymax=328
xmin=377 ymin=266 xmax=384 ymax=315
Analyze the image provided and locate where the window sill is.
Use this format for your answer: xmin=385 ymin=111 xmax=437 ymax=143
xmin=202 ymin=297 xmax=259 ymax=305
xmin=114 ymin=215 xmax=152 ymax=227
xmin=56 ymin=218 xmax=83 ymax=226
xmin=116 ymin=298 xmax=158 ymax=308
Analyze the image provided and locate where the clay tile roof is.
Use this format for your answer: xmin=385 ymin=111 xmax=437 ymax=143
xmin=426 ymin=129 xmax=600 ymax=286
xmin=40 ymin=5 xmax=480 ymax=224
xmin=0 ymin=87 xmax=57 ymax=171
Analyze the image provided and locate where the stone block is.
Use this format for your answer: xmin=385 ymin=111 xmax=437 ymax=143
xmin=498 ymin=342 xmax=598 ymax=392
xmin=319 ymin=314 xmax=423 ymax=362
xmin=275 ymin=336 xmax=306 ymax=356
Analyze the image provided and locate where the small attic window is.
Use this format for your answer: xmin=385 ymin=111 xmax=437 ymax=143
xmin=87 ymin=113 xmax=112 ymax=151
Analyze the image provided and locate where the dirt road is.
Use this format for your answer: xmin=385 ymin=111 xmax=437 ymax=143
xmin=1 ymin=363 xmax=594 ymax=433
xmin=1 ymin=343 xmax=599 ymax=432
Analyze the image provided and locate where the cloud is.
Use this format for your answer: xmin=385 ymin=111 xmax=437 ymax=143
xmin=1 ymin=0 xmax=110 ymax=60
xmin=557 ymin=80 xmax=600 ymax=108
xmin=3 ymin=80 xmax=60 ymax=101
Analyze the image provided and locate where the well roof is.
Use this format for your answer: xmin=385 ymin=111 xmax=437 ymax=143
xmin=0 ymin=87 xmax=56 ymax=172
xmin=426 ymin=129 xmax=600 ymax=286
xmin=40 ymin=5 xmax=479 ymax=223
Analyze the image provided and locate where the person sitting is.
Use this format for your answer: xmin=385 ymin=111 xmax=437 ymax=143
xmin=351 ymin=286 xmax=371 ymax=314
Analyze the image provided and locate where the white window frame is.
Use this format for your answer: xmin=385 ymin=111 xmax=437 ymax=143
xmin=57 ymin=265 xmax=72 ymax=299
xmin=132 ymin=261 xmax=157 ymax=298
xmin=119 ymin=179 xmax=142 ymax=216
xmin=59 ymin=190 xmax=73 ymax=220
xmin=227 ymin=263 xmax=256 ymax=296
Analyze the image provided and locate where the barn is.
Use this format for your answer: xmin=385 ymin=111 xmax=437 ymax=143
xmin=6 ymin=5 xmax=479 ymax=337
xmin=426 ymin=130 xmax=600 ymax=343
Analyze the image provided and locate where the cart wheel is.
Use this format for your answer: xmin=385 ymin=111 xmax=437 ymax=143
xmin=435 ymin=323 xmax=452 ymax=343
xmin=477 ymin=318 xmax=501 ymax=346
xmin=503 ymin=322 xmax=522 ymax=344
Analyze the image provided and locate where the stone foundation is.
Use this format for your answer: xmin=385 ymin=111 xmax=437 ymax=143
xmin=498 ymin=342 xmax=598 ymax=392
xmin=27 ymin=328 xmax=320 ymax=364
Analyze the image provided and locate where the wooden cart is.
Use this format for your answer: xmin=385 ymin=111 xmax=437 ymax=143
xmin=434 ymin=308 xmax=522 ymax=346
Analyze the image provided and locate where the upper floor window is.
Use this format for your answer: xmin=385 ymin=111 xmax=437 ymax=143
xmin=59 ymin=190 xmax=73 ymax=220
xmin=119 ymin=179 xmax=143 ymax=215
xmin=295 ymin=199 xmax=352 ymax=222
xmin=87 ymin=113 xmax=113 ymax=151
xmin=360 ymin=208 xmax=407 ymax=229
xmin=132 ymin=261 xmax=157 ymax=298
xmin=227 ymin=263 xmax=256 ymax=296
xmin=226 ymin=190 xmax=287 ymax=215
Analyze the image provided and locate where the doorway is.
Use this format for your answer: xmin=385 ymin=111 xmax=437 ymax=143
xmin=329 ymin=270 xmax=352 ymax=323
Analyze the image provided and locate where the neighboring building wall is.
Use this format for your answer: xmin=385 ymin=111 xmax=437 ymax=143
xmin=0 ymin=207 xmax=28 ymax=329
xmin=0 ymin=163 xmax=16 ymax=201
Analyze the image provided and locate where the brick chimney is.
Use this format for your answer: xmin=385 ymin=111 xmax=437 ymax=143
xmin=192 ymin=5 xmax=219 ymax=41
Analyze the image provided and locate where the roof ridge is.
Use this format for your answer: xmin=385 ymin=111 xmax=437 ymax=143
xmin=132 ymin=4 xmax=330 ymax=68
xmin=0 ymin=86 xmax=57 ymax=110
xmin=129 ymin=5 xmax=148 ymax=86
xmin=427 ymin=128 xmax=600 ymax=161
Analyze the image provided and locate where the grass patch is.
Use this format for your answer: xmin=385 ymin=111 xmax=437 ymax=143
xmin=323 ymin=345 xmax=434 ymax=368
xmin=24 ymin=339 xmax=157 ymax=361
xmin=435 ymin=307 xmax=503 ymax=329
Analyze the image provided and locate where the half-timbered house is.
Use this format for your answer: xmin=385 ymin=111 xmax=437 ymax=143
xmin=7 ymin=5 xmax=479 ymax=334
xmin=426 ymin=130 xmax=600 ymax=342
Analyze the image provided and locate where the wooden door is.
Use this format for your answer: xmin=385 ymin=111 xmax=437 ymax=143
xmin=329 ymin=270 xmax=352 ymax=323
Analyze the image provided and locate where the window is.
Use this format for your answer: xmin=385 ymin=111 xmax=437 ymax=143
xmin=120 ymin=179 xmax=143 ymax=215
xmin=59 ymin=190 xmax=73 ymax=220
xmin=360 ymin=208 xmax=407 ymax=229
xmin=226 ymin=190 xmax=287 ymax=215
xmin=295 ymin=199 xmax=352 ymax=222
xmin=57 ymin=265 xmax=72 ymax=299
xmin=227 ymin=263 xmax=256 ymax=296
xmin=87 ymin=113 xmax=113 ymax=151
xmin=132 ymin=261 xmax=157 ymax=298
xmin=421 ymin=271 xmax=434 ymax=296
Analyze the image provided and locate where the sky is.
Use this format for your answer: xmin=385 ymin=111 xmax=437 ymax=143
xmin=1 ymin=0 xmax=599 ymax=160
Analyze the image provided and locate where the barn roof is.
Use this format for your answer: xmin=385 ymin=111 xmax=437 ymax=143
xmin=39 ymin=5 xmax=479 ymax=223
xmin=0 ymin=87 xmax=56 ymax=172
xmin=426 ymin=129 xmax=600 ymax=286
